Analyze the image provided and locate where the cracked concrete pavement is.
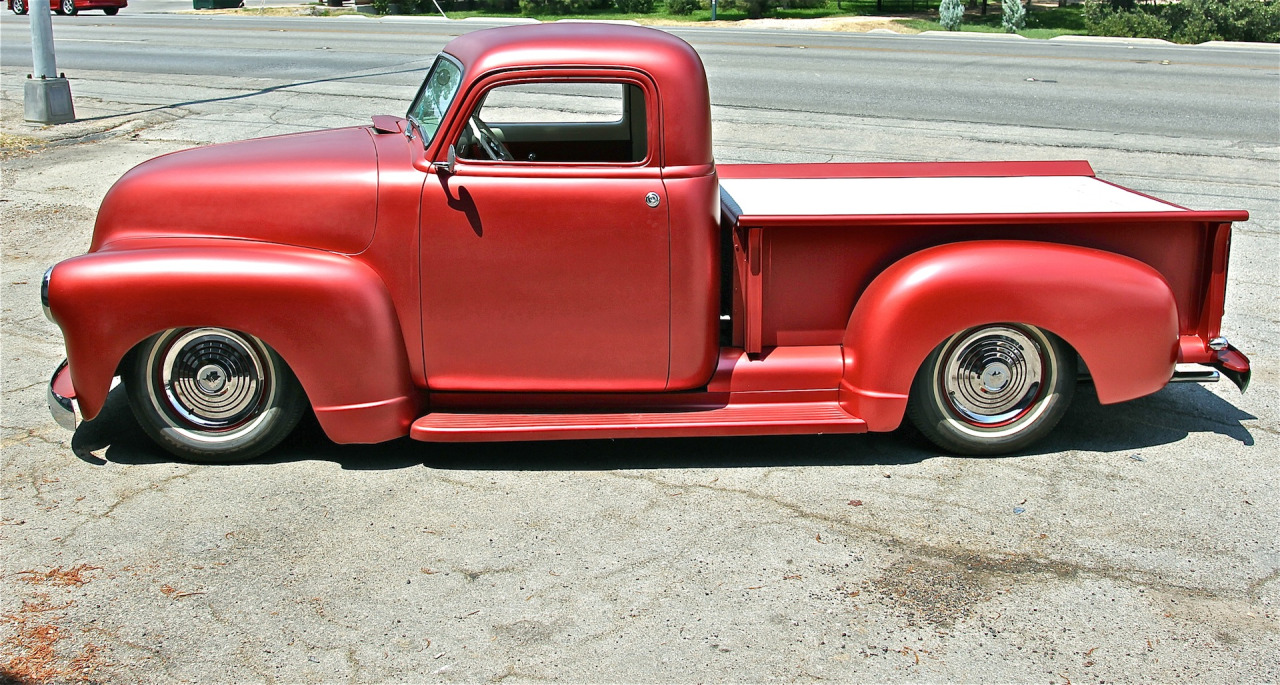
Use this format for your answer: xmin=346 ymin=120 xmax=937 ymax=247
xmin=2 ymin=59 xmax=1278 ymax=682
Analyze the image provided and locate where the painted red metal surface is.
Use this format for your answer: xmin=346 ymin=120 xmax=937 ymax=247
xmin=436 ymin=24 xmax=713 ymax=170
xmin=49 ymin=242 xmax=418 ymax=442
xmin=837 ymin=241 xmax=1181 ymax=431
xmin=8 ymin=0 xmax=127 ymax=12
xmin=92 ymin=128 xmax=379 ymax=255
xmin=41 ymin=23 xmax=1251 ymax=450
xmin=412 ymin=346 xmax=860 ymax=442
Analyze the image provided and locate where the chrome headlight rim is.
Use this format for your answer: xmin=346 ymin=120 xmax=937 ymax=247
xmin=41 ymin=266 xmax=54 ymax=324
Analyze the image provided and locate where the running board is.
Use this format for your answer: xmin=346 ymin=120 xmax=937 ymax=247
xmin=1169 ymin=369 xmax=1220 ymax=384
xmin=410 ymin=401 xmax=866 ymax=442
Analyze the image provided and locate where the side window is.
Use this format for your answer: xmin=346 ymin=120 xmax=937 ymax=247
xmin=456 ymin=81 xmax=647 ymax=164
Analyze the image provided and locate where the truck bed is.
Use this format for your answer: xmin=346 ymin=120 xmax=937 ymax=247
xmin=716 ymin=160 xmax=1247 ymax=356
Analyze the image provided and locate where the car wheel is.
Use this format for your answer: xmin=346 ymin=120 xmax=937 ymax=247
xmin=12 ymin=0 xmax=28 ymax=14
xmin=907 ymin=323 xmax=1076 ymax=456
xmin=103 ymin=5 xmax=117 ymax=13
xmin=127 ymin=327 xmax=307 ymax=463
xmin=60 ymin=0 xmax=76 ymax=14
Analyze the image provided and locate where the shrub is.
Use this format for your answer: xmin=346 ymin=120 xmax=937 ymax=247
xmin=667 ymin=0 xmax=700 ymax=13
xmin=1164 ymin=0 xmax=1280 ymax=43
xmin=716 ymin=0 xmax=824 ymax=19
xmin=1084 ymin=0 xmax=1276 ymax=43
xmin=939 ymin=0 xmax=964 ymax=29
xmin=614 ymin=0 xmax=653 ymax=10
xmin=1001 ymin=0 xmax=1025 ymax=31
xmin=717 ymin=0 xmax=775 ymax=18
xmin=519 ymin=0 xmax=609 ymax=12
xmin=1083 ymin=0 xmax=1171 ymax=39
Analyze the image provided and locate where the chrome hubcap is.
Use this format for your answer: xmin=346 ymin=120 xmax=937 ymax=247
xmin=942 ymin=325 xmax=1045 ymax=426
xmin=159 ymin=329 xmax=267 ymax=430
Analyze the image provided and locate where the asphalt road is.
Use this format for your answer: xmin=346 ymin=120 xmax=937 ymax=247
xmin=2 ymin=12 xmax=1278 ymax=141
xmin=1 ymin=13 xmax=1278 ymax=684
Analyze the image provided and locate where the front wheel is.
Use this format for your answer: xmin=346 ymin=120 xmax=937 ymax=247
xmin=60 ymin=0 xmax=75 ymax=14
xmin=127 ymin=328 xmax=306 ymax=463
xmin=102 ymin=6 xmax=117 ymax=13
xmin=12 ymin=0 xmax=28 ymax=15
xmin=907 ymin=323 xmax=1076 ymax=456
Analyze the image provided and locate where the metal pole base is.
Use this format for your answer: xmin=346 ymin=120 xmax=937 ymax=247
xmin=24 ymin=76 xmax=76 ymax=125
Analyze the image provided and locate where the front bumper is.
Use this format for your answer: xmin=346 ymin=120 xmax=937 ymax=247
xmin=1211 ymin=344 xmax=1251 ymax=392
xmin=48 ymin=359 xmax=78 ymax=431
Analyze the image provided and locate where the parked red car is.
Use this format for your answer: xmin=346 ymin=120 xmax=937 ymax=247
xmin=8 ymin=0 xmax=126 ymax=15
xmin=42 ymin=24 xmax=1250 ymax=463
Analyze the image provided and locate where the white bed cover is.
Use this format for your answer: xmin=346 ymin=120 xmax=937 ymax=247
xmin=718 ymin=175 xmax=1184 ymax=219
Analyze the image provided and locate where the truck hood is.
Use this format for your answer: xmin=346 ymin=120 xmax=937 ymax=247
xmin=91 ymin=127 xmax=379 ymax=254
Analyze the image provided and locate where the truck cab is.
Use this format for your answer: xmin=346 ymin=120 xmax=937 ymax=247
xmin=406 ymin=26 xmax=720 ymax=393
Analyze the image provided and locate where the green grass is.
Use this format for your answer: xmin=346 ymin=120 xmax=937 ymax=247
xmin=391 ymin=0 xmax=1089 ymax=38
xmin=896 ymin=4 xmax=1086 ymax=37
xmin=443 ymin=6 xmax=873 ymax=21
xmin=439 ymin=0 xmax=923 ymax=22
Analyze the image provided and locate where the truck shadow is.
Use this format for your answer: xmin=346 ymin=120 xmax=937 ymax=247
xmin=71 ymin=382 xmax=1256 ymax=470
xmin=70 ymin=68 xmax=430 ymax=124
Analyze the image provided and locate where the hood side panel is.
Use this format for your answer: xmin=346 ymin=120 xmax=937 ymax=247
xmin=91 ymin=127 xmax=379 ymax=254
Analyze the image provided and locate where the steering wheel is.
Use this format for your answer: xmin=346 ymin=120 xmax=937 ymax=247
xmin=468 ymin=115 xmax=513 ymax=161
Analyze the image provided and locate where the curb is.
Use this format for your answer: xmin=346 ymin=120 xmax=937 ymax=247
xmin=919 ymin=30 xmax=1027 ymax=39
xmin=370 ymin=14 xmax=537 ymax=23
xmin=1197 ymin=40 xmax=1280 ymax=50
xmin=1048 ymin=34 xmax=1173 ymax=45
xmin=555 ymin=18 xmax=641 ymax=25
xmin=463 ymin=15 xmax=539 ymax=23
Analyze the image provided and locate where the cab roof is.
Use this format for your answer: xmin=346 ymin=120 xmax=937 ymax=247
xmin=442 ymin=23 xmax=713 ymax=169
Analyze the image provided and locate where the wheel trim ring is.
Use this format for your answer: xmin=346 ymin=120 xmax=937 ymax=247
xmin=933 ymin=324 xmax=1055 ymax=439
xmin=145 ymin=328 xmax=277 ymax=444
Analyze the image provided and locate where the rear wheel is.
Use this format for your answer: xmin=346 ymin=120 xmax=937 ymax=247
xmin=60 ymin=0 xmax=75 ymax=14
xmin=12 ymin=0 xmax=28 ymax=15
xmin=102 ymin=6 xmax=117 ymax=13
xmin=907 ymin=323 xmax=1075 ymax=455
xmin=127 ymin=327 xmax=306 ymax=463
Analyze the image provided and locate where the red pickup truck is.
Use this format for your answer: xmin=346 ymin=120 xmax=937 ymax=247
xmin=42 ymin=23 xmax=1251 ymax=463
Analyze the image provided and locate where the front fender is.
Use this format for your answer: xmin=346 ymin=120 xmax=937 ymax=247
xmin=840 ymin=240 xmax=1179 ymax=431
xmin=47 ymin=241 xmax=419 ymax=443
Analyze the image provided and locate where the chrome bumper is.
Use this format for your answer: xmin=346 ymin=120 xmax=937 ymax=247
xmin=1211 ymin=343 xmax=1251 ymax=393
xmin=1168 ymin=341 xmax=1251 ymax=393
xmin=48 ymin=359 xmax=78 ymax=431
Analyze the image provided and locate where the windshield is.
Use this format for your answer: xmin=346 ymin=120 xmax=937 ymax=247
xmin=407 ymin=55 xmax=463 ymax=147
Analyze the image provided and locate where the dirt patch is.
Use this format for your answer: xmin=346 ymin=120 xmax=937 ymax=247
xmin=0 ymin=133 xmax=45 ymax=160
xmin=12 ymin=565 xmax=102 ymax=588
xmin=176 ymin=6 xmax=359 ymax=16
xmin=868 ymin=557 xmax=993 ymax=628
xmin=1 ymin=573 xmax=110 ymax=685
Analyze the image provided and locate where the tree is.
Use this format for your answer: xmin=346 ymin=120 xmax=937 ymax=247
xmin=940 ymin=0 xmax=965 ymax=29
xmin=1001 ymin=0 xmax=1026 ymax=30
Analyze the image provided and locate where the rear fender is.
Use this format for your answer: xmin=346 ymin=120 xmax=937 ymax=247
xmin=840 ymin=240 xmax=1179 ymax=431
xmin=47 ymin=242 xmax=419 ymax=443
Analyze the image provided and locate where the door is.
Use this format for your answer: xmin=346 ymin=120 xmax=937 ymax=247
xmin=420 ymin=77 xmax=670 ymax=392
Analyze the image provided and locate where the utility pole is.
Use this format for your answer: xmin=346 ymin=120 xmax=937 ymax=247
xmin=24 ymin=0 xmax=75 ymax=124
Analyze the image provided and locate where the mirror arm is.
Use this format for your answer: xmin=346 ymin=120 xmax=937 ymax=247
xmin=433 ymin=144 xmax=458 ymax=175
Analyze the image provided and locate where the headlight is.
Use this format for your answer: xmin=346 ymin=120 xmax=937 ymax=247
xmin=41 ymin=266 xmax=54 ymax=324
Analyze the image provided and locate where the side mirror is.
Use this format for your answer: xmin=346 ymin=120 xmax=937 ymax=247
xmin=433 ymin=145 xmax=457 ymax=175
